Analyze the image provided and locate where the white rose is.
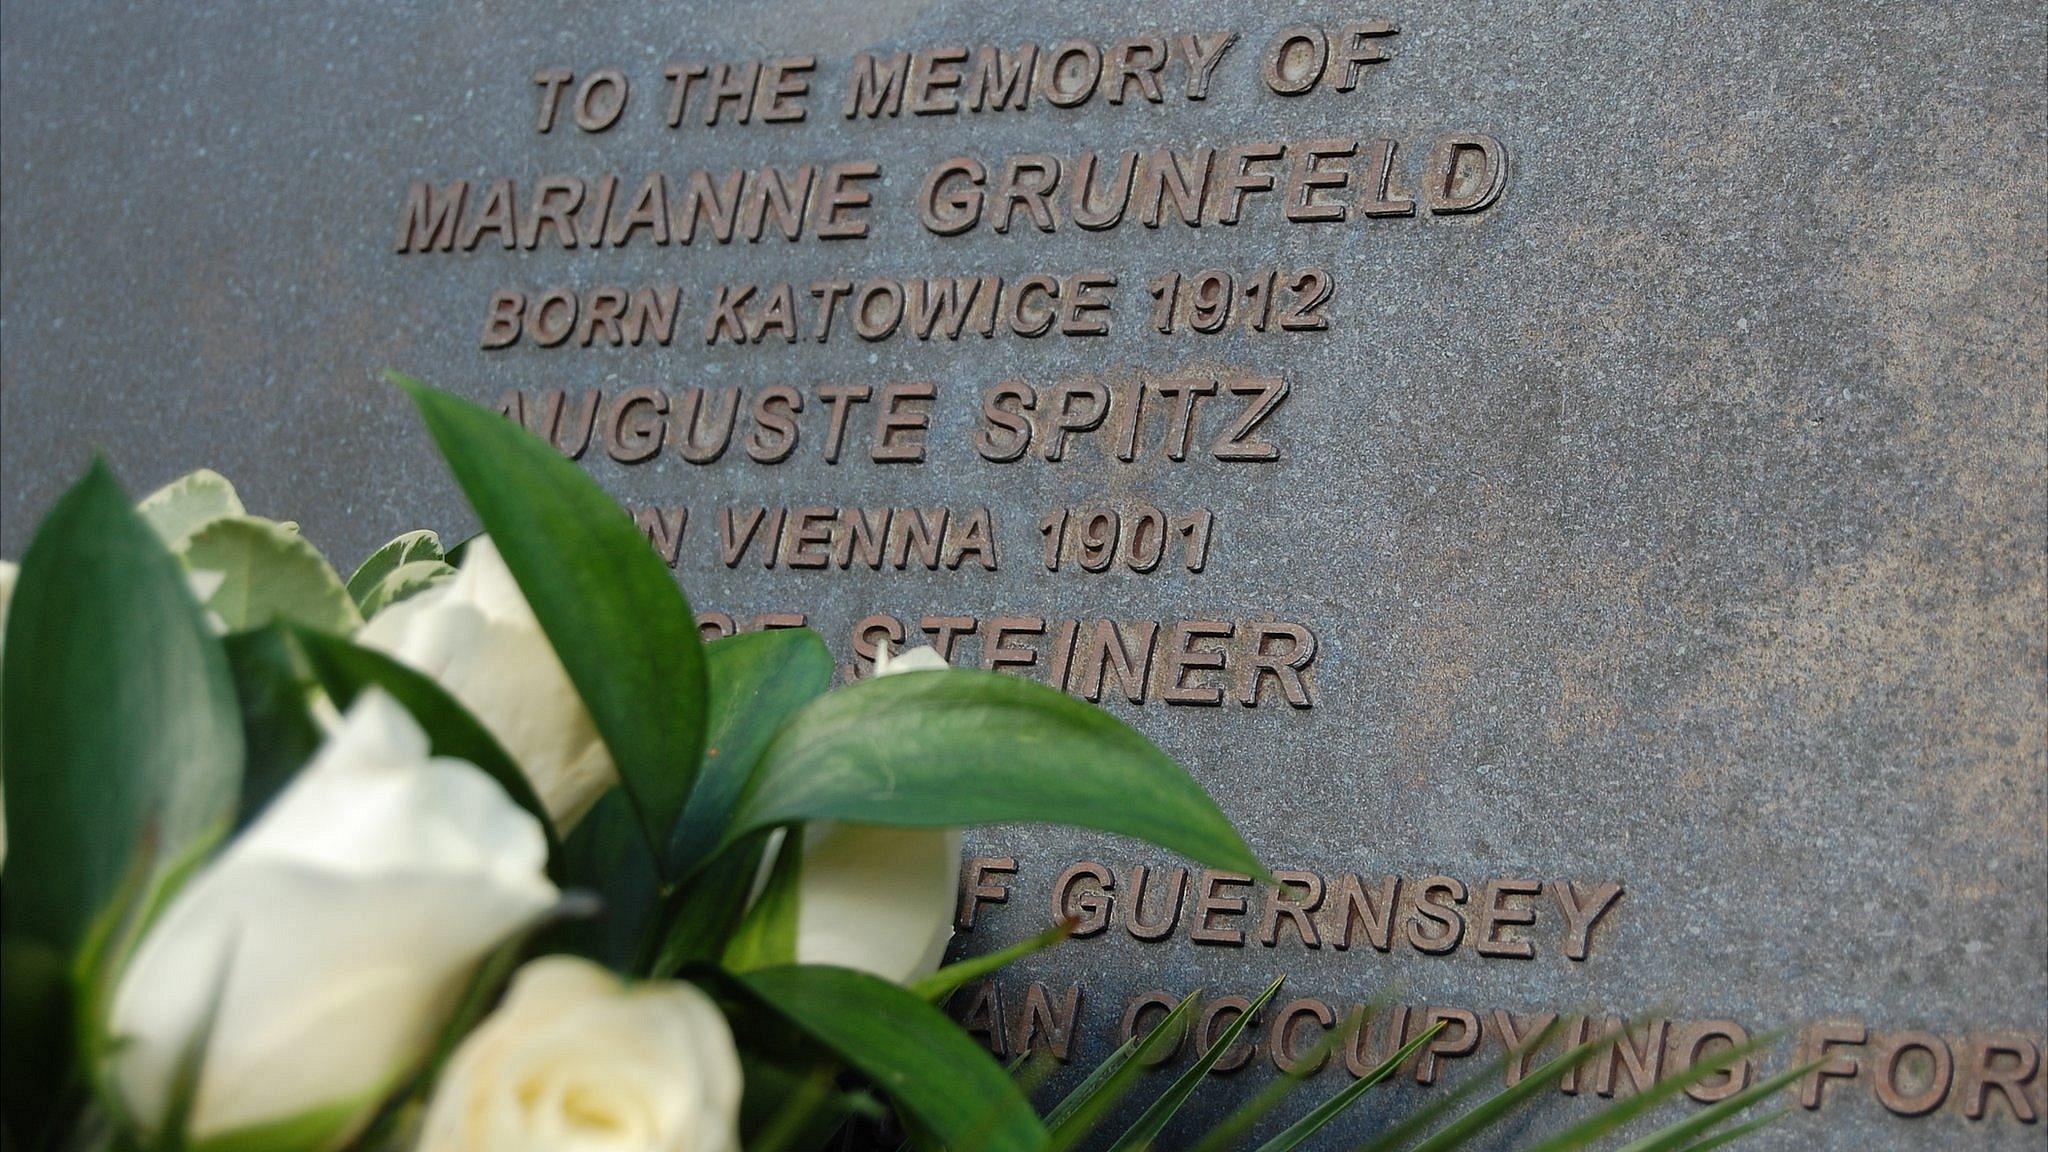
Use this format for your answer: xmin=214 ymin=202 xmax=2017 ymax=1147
xmin=416 ymin=956 xmax=742 ymax=1152
xmin=108 ymin=691 xmax=558 ymax=1146
xmin=785 ymin=643 xmax=964 ymax=984
xmin=359 ymin=536 xmax=615 ymax=829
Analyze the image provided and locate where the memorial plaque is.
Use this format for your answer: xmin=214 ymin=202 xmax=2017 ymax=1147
xmin=2 ymin=2 xmax=2042 ymax=1146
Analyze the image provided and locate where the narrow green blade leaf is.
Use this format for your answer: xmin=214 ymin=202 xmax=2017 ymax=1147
xmin=1249 ymin=1020 xmax=1448 ymax=1152
xmin=1 ymin=461 xmax=244 ymax=954
xmin=1406 ymin=1026 xmax=1623 ymax=1152
xmin=910 ymin=918 xmax=1076 ymax=1003
xmin=1521 ymin=1031 xmax=1778 ymax=1152
xmin=737 ymin=965 xmax=1047 ymax=1152
xmin=1045 ymin=992 xmax=1201 ymax=1151
xmin=137 ymin=468 xmax=245 ymax=548
xmin=669 ymin=630 xmax=835 ymax=873
xmin=724 ymin=669 xmax=1264 ymax=879
xmin=393 ymin=372 xmax=708 ymax=863
xmin=346 ymin=529 xmax=444 ymax=605
xmin=1183 ymin=1009 xmax=1369 ymax=1152
xmin=292 ymin=627 xmax=561 ymax=868
xmin=1045 ymin=1035 xmax=1144 ymax=1136
xmin=1668 ymin=1108 xmax=1790 ymax=1152
xmin=1355 ymin=1017 xmax=1571 ymax=1152
xmin=1107 ymin=976 xmax=1287 ymax=1152
xmin=723 ymin=827 xmax=805 ymax=972
xmin=1611 ymin=1059 xmax=1823 ymax=1152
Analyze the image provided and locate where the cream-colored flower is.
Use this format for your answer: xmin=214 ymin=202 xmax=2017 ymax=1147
xmin=107 ymin=691 xmax=558 ymax=1146
xmin=787 ymin=643 xmax=963 ymax=984
xmin=416 ymin=957 xmax=742 ymax=1152
xmin=358 ymin=537 xmax=614 ymax=829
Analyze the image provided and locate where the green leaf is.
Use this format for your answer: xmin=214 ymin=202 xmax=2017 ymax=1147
xmin=722 ymin=827 xmax=804 ymax=973
xmin=1 ymin=462 xmax=244 ymax=955
xmin=737 ymin=965 xmax=1046 ymax=1152
xmin=1044 ymin=991 xmax=1201 ymax=1151
xmin=354 ymin=559 xmax=456 ymax=619
xmin=186 ymin=1095 xmax=375 ymax=1152
xmin=1404 ymin=1026 xmax=1622 ymax=1152
xmin=1246 ymin=1019 xmax=1444 ymax=1152
xmin=1356 ymin=1017 xmax=1571 ymax=1152
xmin=394 ymin=373 xmax=709 ymax=864
xmin=1520 ymin=1031 xmax=1778 ymax=1152
xmin=291 ymin=627 xmax=561 ymax=870
xmin=722 ymin=669 xmax=1264 ymax=879
xmin=910 ymin=918 xmax=1077 ymax=1003
xmin=1182 ymin=1011 xmax=1363 ymax=1152
xmin=0 ymin=937 xmax=76 ymax=1143
xmin=745 ymin=1062 xmax=846 ymax=1152
xmin=1107 ymin=976 xmax=1287 ymax=1152
xmin=346 ymin=529 xmax=444 ymax=606
xmin=739 ymin=1056 xmax=888 ymax=1152
xmin=1611 ymin=1059 xmax=1822 ymax=1152
xmin=1668 ymin=1109 xmax=1790 ymax=1152
xmin=137 ymin=469 xmax=245 ymax=549
xmin=75 ymin=827 xmax=227 ymax=1100
xmin=541 ymin=787 xmax=663 ymax=971
xmin=649 ymin=832 xmax=771 ymax=977
xmin=669 ymin=630 xmax=835 ymax=872
xmin=181 ymin=518 xmax=362 ymax=633
xmin=650 ymin=630 xmax=835 ymax=976
xmin=220 ymin=628 xmax=325 ymax=825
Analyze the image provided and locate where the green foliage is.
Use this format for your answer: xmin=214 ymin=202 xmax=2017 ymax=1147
xmin=1043 ymin=989 xmax=1201 ymax=1148
xmin=651 ymin=632 xmax=836 ymax=975
xmin=908 ymin=920 xmax=1077 ymax=1004
xmin=739 ymin=965 xmax=1046 ymax=1152
xmin=394 ymin=371 xmax=710 ymax=865
xmin=723 ymin=827 xmax=804 ymax=973
xmin=181 ymin=517 xmax=361 ymax=633
xmin=218 ymin=628 xmax=325 ymax=826
xmin=0 ymin=463 xmax=245 ymax=1143
xmin=137 ymin=469 xmax=246 ymax=548
xmin=723 ymin=668 xmax=1265 ymax=880
xmin=1027 ymin=1006 xmax=1806 ymax=1152
xmin=1 ymin=462 xmax=244 ymax=954
xmin=1609 ymin=1059 xmax=1821 ymax=1152
xmin=353 ymin=559 xmax=455 ymax=619
xmin=187 ymin=1096 xmax=378 ymax=1152
xmin=0 ymin=937 xmax=76 ymax=1145
xmin=1107 ymin=977 xmax=1287 ymax=1152
xmin=1249 ymin=1019 xmax=1443 ymax=1152
xmin=671 ymin=630 xmax=837 ymax=871
xmin=345 ymin=529 xmax=444 ymax=607
xmin=1519 ymin=1033 xmax=1777 ymax=1152
xmin=544 ymin=787 xmax=664 ymax=970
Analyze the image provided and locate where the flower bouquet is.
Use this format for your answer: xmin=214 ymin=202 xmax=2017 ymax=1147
xmin=0 ymin=377 xmax=1803 ymax=1152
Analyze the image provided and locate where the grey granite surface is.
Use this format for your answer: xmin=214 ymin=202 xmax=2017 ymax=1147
xmin=3 ymin=2 xmax=2042 ymax=1147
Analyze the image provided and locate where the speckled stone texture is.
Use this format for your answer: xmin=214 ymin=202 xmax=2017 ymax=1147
xmin=2 ymin=2 xmax=2041 ymax=1148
